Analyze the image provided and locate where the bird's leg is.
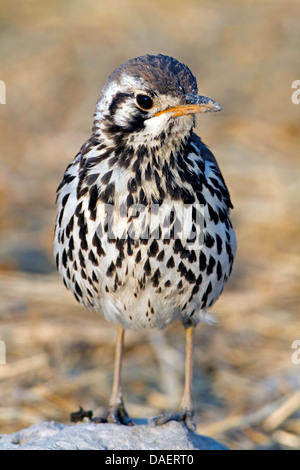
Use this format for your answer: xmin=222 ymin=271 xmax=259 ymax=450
xmin=105 ymin=326 xmax=133 ymax=425
xmin=178 ymin=324 xmax=195 ymax=429
xmin=152 ymin=325 xmax=196 ymax=431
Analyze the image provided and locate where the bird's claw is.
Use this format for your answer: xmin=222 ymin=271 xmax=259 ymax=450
xmin=104 ymin=404 xmax=135 ymax=425
xmin=91 ymin=402 xmax=135 ymax=426
xmin=70 ymin=403 xmax=135 ymax=426
xmin=151 ymin=409 xmax=196 ymax=431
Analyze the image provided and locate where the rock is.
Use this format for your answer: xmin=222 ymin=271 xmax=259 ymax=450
xmin=0 ymin=420 xmax=228 ymax=450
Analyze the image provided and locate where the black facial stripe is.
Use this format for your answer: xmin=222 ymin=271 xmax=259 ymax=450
xmin=109 ymin=92 xmax=134 ymax=116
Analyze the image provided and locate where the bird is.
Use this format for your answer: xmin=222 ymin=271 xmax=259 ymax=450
xmin=54 ymin=54 xmax=236 ymax=430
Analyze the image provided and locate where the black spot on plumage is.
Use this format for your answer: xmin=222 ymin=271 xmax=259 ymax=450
xmin=128 ymin=177 xmax=137 ymax=193
xmin=181 ymin=188 xmax=195 ymax=204
xmin=58 ymin=193 xmax=70 ymax=225
xmin=226 ymin=242 xmax=233 ymax=262
xmin=217 ymin=261 xmax=222 ymax=280
xmin=87 ymin=288 xmax=94 ymax=298
xmin=166 ymin=256 xmax=175 ymax=269
xmin=151 ymin=268 xmax=161 ymax=287
xmin=206 ymin=184 xmax=215 ymax=197
xmin=67 ymin=246 xmax=73 ymax=262
xmin=196 ymin=159 xmax=205 ymax=173
xmin=201 ymin=281 xmax=212 ymax=308
xmin=148 ymin=239 xmax=159 ymax=257
xmin=62 ymin=249 xmax=67 ymax=268
xmin=151 ymin=148 xmax=160 ymax=169
xmin=78 ymin=250 xmax=86 ymax=268
xmin=143 ymin=258 xmax=151 ymax=276
xmin=57 ymin=173 xmax=75 ymax=193
xmin=117 ymin=146 xmax=134 ymax=169
xmin=65 ymin=215 xmax=74 ymax=238
xmin=145 ymin=162 xmax=152 ymax=180
xmin=68 ymin=235 xmax=74 ymax=252
xmin=101 ymin=170 xmax=113 ymax=185
xmin=75 ymin=282 xmax=83 ymax=297
xmin=154 ymin=169 xmax=161 ymax=190
xmin=204 ymin=232 xmax=215 ymax=248
xmin=81 ymin=268 xmax=87 ymax=280
xmin=207 ymin=203 xmax=219 ymax=224
xmin=127 ymin=193 xmax=134 ymax=207
xmin=189 ymin=284 xmax=199 ymax=301
xmin=55 ymin=253 xmax=59 ymax=269
xmin=180 ymin=247 xmax=190 ymax=260
xmin=185 ymin=269 xmax=196 ymax=284
xmin=92 ymin=271 xmax=98 ymax=283
xmin=139 ymin=187 xmax=147 ymax=205
xmin=207 ymin=255 xmax=216 ymax=275
xmin=135 ymin=167 xmax=142 ymax=186
xmin=169 ymin=151 xmax=175 ymax=168
xmin=135 ymin=249 xmax=141 ymax=263
xmin=86 ymin=173 xmax=99 ymax=186
xmin=164 ymin=280 xmax=171 ymax=287
xmin=178 ymin=261 xmax=187 ymax=277
xmin=100 ymin=182 xmax=115 ymax=203
xmin=209 ymin=177 xmax=220 ymax=188
xmin=174 ymin=239 xmax=184 ymax=254
xmin=127 ymin=237 xmax=134 ymax=256
xmin=216 ymin=234 xmax=223 ymax=254
xmin=157 ymin=249 xmax=165 ymax=261
xmin=106 ymin=261 xmax=115 ymax=277
xmin=196 ymin=191 xmax=206 ymax=206
xmin=188 ymin=250 xmax=196 ymax=263
xmin=78 ymin=213 xmax=88 ymax=251
xmin=88 ymin=185 xmax=98 ymax=221
xmin=199 ymin=251 xmax=206 ymax=271
xmin=215 ymin=189 xmax=222 ymax=202
xmin=88 ymin=249 xmax=98 ymax=266
xmin=92 ymin=232 xmax=106 ymax=257
xmin=218 ymin=208 xmax=226 ymax=223
xmin=115 ymin=255 xmax=123 ymax=268
xmin=75 ymin=202 xmax=83 ymax=217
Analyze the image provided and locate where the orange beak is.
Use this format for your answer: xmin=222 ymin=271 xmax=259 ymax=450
xmin=155 ymin=94 xmax=222 ymax=118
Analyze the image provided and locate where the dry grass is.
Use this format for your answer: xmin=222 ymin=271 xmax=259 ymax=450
xmin=0 ymin=0 xmax=299 ymax=449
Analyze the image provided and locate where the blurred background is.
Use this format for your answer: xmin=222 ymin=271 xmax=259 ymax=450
xmin=0 ymin=0 xmax=299 ymax=450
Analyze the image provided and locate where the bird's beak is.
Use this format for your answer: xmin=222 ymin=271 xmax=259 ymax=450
xmin=155 ymin=94 xmax=222 ymax=118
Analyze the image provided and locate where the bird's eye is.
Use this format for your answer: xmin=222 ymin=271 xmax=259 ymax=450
xmin=136 ymin=94 xmax=154 ymax=111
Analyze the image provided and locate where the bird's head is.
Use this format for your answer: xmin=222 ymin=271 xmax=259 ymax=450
xmin=93 ymin=54 xmax=221 ymax=149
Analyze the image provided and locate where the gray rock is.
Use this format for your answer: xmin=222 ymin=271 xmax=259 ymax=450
xmin=0 ymin=420 xmax=228 ymax=450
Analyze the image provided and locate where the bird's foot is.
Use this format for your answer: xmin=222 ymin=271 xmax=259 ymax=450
xmin=92 ymin=401 xmax=135 ymax=426
xmin=70 ymin=402 xmax=134 ymax=426
xmin=151 ymin=409 xmax=196 ymax=431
